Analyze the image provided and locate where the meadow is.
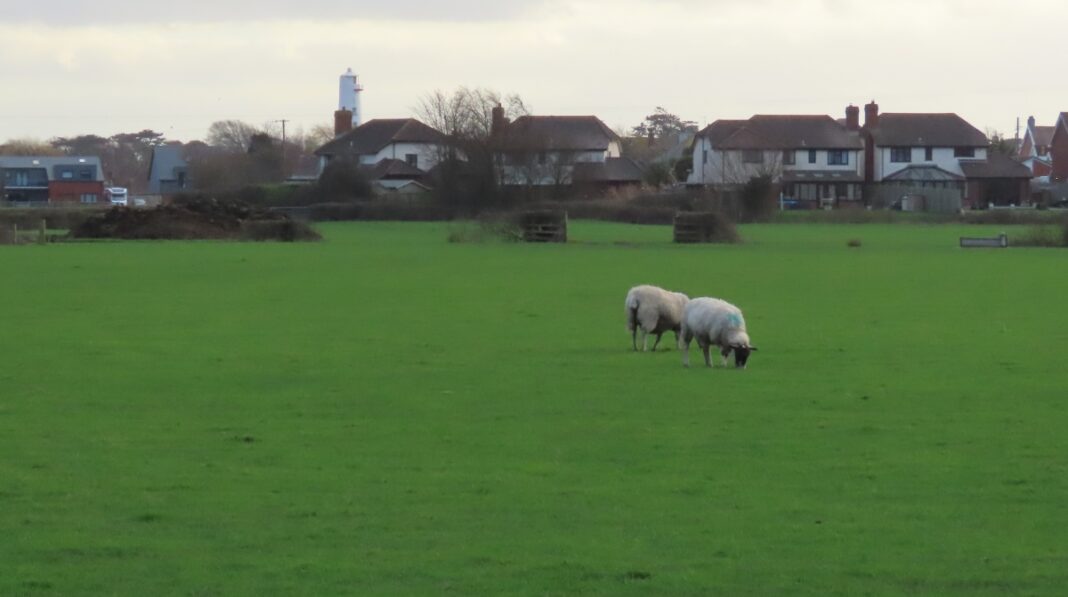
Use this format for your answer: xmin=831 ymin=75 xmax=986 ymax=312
xmin=2 ymin=220 xmax=1068 ymax=595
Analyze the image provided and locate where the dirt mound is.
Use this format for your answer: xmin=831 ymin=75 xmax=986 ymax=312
xmin=70 ymin=195 xmax=321 ymax=242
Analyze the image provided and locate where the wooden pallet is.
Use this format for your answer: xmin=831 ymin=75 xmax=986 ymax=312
xmin=520 ymin=210 xmax=567 ymax=243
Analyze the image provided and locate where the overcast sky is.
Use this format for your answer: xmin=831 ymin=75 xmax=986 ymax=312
xmin=2 ymin=0 xmax=1065 ymax=142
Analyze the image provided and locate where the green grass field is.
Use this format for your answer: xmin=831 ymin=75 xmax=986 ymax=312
xmin=3 ymin=221 xmax=1068 ymax=595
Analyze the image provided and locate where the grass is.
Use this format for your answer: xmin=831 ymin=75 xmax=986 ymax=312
xmin=2 ymin=221 xmax=1068 ymax=595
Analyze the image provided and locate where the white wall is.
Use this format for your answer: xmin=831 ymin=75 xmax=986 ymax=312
xmin=688 ymin=139 xmax=863 ymax=185
xmin=876 ymin=146 xmax=987 ymax=180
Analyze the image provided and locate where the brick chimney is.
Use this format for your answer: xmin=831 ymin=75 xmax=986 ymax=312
xmin=845 ymin=105 xmax=860 ymax=130
xmin=491 ymin=104 xmax=507 ymax=137
xmin=864 ymin=100 xmax=879 ymax=129
xmin=334 ymin=109 xmax=353 ymax=137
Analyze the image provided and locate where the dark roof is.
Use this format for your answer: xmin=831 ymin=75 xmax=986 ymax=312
xmin=316 ymin=119 xmax=445 ymax=157
xmin=1033 ymin=125 xmax=1055 ymax=147
xmin=868 ymin=113 xmax=988 ymax=147
xmin=696 ymin=120 xmax=746 ymax=145
xmin=884 ymin=165 xmax=964 ymax=182
xmin=959 ymin=153 xmax=1033 ymax=179
xmin=700 ymin=115 xmax=862 ymax=150
xmin=782 ymin=170 xmax=863 ymax=183
xmin=500 ymin=116 xmax=618 ymax=151
xmin=572 ymin=157 xmax=644 ymax=183
xmin=361 ymin=158 xmax=425 ymax=180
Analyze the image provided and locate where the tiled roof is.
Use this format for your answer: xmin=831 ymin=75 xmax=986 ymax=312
xmin=499 ymin=116 xmax=618 ymax=152
xmin=316 ymin=119 xmax=445 ymax=157
xmin=958 ymin=153 xmax=1033 ymax=179
xmin=700 ymin=115 xmax=862 ymax=150
xmin=782 ymin=170 xmax=863 ymax=183
xmin=572 ymin=157 xmax=644 ymax=183
xmin=361 ymin=158 xmax=426 ymax=180
xmin=868 ymin=113 xmax=988 ymax=147
xmin=1033 ymin=125 xmax=1055 ymax=147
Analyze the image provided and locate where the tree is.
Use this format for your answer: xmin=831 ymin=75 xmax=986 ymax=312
xmin=416 ymin=87 xmax=530 ymax=212
xmin=0 ymin=138 xmax=63 ymax=156
xmin=986 ymin=129 xmax=1018 ymax=158
xmin=643 ymin=161 xmax=674 ymax=188
xmin=207 ymin=120 xmax=261 ymax=153
xmin=632 ymin=107 xmax=697 ymax=140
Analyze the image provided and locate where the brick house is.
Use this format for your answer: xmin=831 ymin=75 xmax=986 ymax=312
xmin=1019 ymin=116 xmax=1054 ymax=178
xmin=0 ymin=156 xmax=105 ymax=205
xmin=1050 ymin=112 xmax=1068 ymax=183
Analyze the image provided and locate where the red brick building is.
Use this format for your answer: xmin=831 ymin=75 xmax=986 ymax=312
xmin=1050 ymin=113 xmax=1068 ymax=183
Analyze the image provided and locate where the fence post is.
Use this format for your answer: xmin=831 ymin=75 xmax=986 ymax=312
xmin=38 ymin=218 xmax=47 ymax=245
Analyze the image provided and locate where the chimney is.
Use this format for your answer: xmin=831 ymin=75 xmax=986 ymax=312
xmin=845 ymin=105 xmax=860 ymax=130
xmin=864 ymin=100 xmax=879 ymax=129
xmin=1027 ymin=115 xmax=1036 ymax=132
xmin=491 ymin=104 xmax=507 ymax=137
xmin=334 ymin=109 xmax=353 ymax=137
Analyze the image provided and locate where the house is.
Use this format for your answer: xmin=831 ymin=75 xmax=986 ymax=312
xmin=0 ymin=156 xmax=105 ymax=204
xmin=491 ymin=107 xmax=634 ymax=188
xmin=146 ymin=146 xmax=190 ymax=195
xmin=315 ymin=117 xmax=447 ymax=175
xmin=688 ymin=112 xmax=865 ymax=206
xmin=861 ymin=101 xmax=1032 ymax=207
xmin=1019 ymin=116 xmax=1054 ymax=177
xmin=361 ymin=158 xmax=432 ymax=194
xmin=1051 ymin=112 xmax=1068 ymax=183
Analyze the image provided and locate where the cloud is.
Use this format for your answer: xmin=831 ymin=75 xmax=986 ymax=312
xmin=5 ymin=0 xmax=541 ymax=25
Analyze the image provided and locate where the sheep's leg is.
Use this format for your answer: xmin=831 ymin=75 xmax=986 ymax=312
xmin=681 ymin=332 xmax=692 ymax=368
xmin=721 ymin=346 xmax=731 ymax=367
xmin=698 ymin=338 xmax=712 ymax=368
xmin=631 ymin=326 xmax=638 ymax=351
xmin=640 ymin=329 xmax=649 ymax=352
xmin=651 ymin=332 xmax=663 ymax=351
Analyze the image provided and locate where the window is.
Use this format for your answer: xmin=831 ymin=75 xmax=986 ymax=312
xmin=405 ymin=153 xmax=418 ymax=168
xmin=827 ymin=150 xmax=849 ymax=166
xmin=808 ymin=149 xmax=817 ymax=164
xmin=80 ymin=194 xmax=98 ymax=204
xmin=835 ymin=183 xmax=848 ymax=198
xmin=890 ymin=147 xmax=912 ymax=163
xmin=537 ymin=152 xmax=547 ymax=165
xmin=954 ymin=147 xmax=975 ymax=158
xmin=61 ymin=171 xmax=73 ymax=179
xmin=782 ymin=150 xmax=795 ymax=165
xmin=702 ymin=149 xmax=708 ymax=165
xmin=925 ymin=147 xmax=933 ymax=161
xmin=742 ymin=150 xmax=763 ymax=164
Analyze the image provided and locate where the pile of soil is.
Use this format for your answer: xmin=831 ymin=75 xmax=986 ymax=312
xmin=69 ymin=195 xmax=321 ymax=242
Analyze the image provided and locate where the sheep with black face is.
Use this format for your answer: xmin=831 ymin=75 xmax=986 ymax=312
xmin=680 ymin=297 xmax=757 ymax=368
xmin=624 ymin=285 xmax=690 ymax=352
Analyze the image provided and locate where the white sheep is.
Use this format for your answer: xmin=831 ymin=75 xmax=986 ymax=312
xmin=625 ymin=285 xmax=690 ymax=352
xmin=680 ymin=297 xmax=757 ymax=368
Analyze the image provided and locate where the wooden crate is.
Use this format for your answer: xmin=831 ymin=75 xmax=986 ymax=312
xmin=519 ymin=210 xmax=567 ymax=243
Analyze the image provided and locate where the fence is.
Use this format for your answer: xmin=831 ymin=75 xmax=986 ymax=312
xmin=867 ymin=184 xmax=962 ymax=213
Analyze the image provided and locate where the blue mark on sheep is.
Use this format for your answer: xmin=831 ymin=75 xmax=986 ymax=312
xmin=728 ymin=313 xmax=743 ymax=327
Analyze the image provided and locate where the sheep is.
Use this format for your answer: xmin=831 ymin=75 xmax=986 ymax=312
xmin=625 ymin=285 xmax=690 ymax=352
xmin=680 ymin=297 xmax=757 ymax=368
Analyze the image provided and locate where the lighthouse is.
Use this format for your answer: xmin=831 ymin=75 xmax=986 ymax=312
xmin=339 ymin=68 xmax=364 ymax=128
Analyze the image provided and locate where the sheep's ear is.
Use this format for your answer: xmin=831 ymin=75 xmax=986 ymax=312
xmin=749 ymin=346 xmax=758 ymax=351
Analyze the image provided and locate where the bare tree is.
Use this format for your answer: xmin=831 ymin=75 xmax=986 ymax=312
xmin=207 ymin=120 xmax=261 ymax=153
xmin=0 ymin=138 xmax=64 ymax=156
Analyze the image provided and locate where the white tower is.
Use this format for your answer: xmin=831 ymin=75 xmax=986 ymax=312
xmin=338 ymin=68 xmax=364 ymax=128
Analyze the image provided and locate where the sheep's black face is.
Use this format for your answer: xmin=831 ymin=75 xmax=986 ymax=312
xmin=734 ymin=347 xmax=752 ymax=368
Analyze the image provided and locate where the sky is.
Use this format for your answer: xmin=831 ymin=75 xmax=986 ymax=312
xmin=2 ymin=0 xmax=1065 ymax=143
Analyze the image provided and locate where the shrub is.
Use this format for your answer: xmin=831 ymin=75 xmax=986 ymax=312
xmin=847 ymin=238 xmax=862 ymax=248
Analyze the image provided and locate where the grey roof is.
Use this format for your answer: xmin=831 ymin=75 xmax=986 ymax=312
xmin=316 ymin=118 xmax=445 ymax=157
xmin=868 ymin=113 xmax=988 ymax=147
xmin=361 ymin=158 xmax=426 ymax=180
xmin=699 ymin=115 xmax=863 ymax=150
xmin=0 ymin=155 xmax=103 ymax=181
xmin=884 ymin=165 xmax=964 ymax=182
xmin=572 ymin=157 xmax=644 ymax=183
xmin=499 ymin=115 xmax=618 ymax=152
xmin=147 ymin=146 xmax=187 ymax=182
xmin=959 ymin=153 xmax=1033 ymax=179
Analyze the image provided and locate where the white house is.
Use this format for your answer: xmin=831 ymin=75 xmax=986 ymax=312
xmin=689 ymin=112 xmax=865 ymax=205
xmin=1018 ymin=115 xmax=1054 ymax=178
xmin=861 ymin=101 xmax=1030 ymax=207
xmin=491 ymin=108 xmax=639 ymax=187
xmin=315 ymin=118 xmax=446 ymax=172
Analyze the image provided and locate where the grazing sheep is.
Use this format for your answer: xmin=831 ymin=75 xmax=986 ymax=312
xmin=625 ymin=285 xmax=689 ymax=352
xmin=680 ymin=297 xmax=757 ymax=368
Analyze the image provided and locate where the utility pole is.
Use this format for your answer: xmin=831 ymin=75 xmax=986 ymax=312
xmin=274 ymin=119 xmax=290 ymax=179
